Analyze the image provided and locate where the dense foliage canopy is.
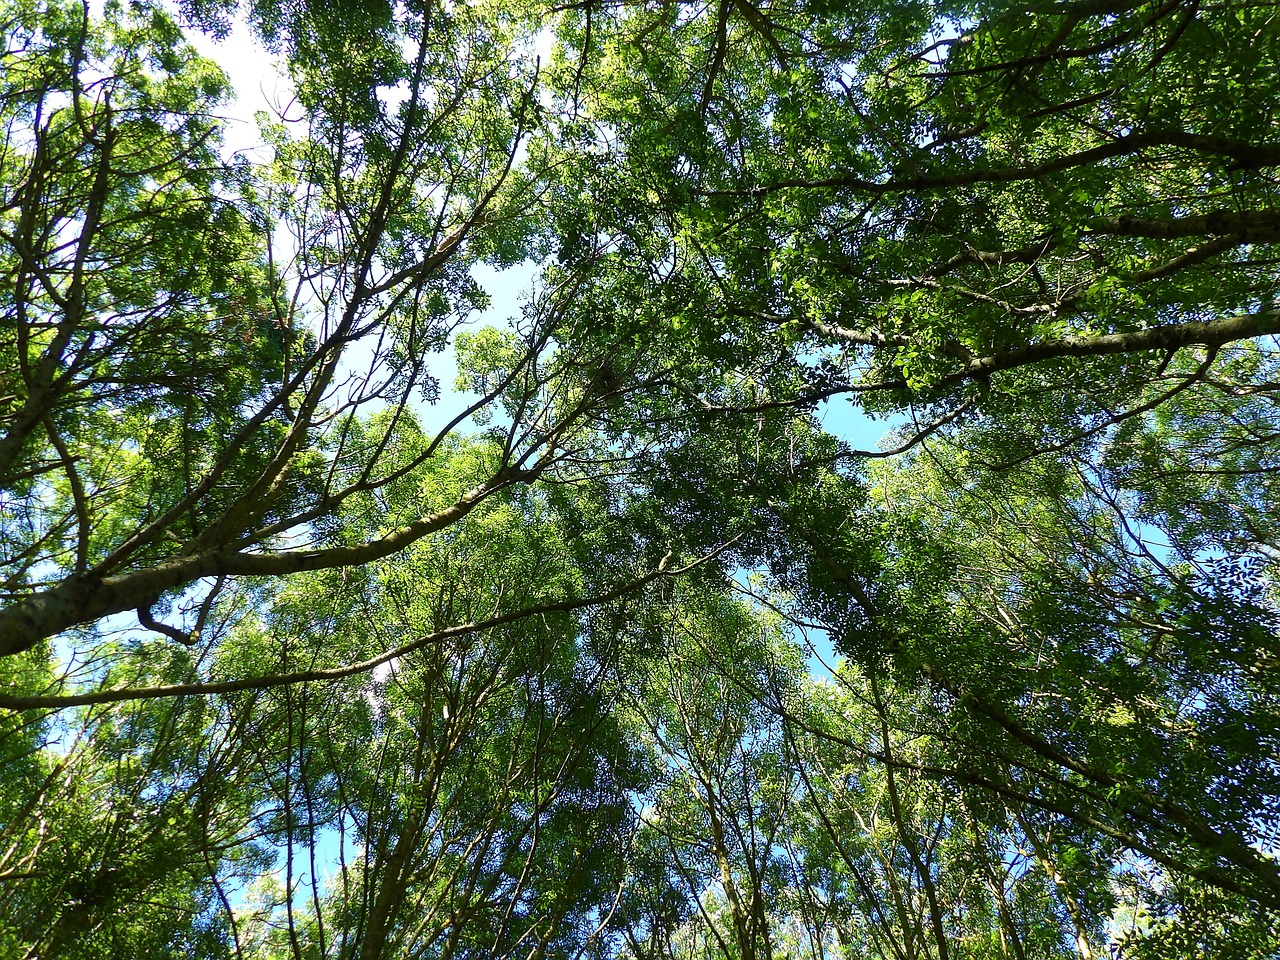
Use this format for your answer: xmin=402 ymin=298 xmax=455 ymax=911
xmin=1 ymin=0 xmax=1278 ymax=956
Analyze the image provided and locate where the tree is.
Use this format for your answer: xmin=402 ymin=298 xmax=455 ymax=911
xmin=0 ymin=432 xmax=666 ymax=957
xmin=0 ymin=0 xmax=672 ymax=664
xmin=759 ymin=439 xmax=1280 ymax=944
xmin=554 ymin=0 xmax=1280 ymax=430
xmin=3 ymin=0 xmax=1280 ymax=957
xmin=220 ymin=478 xmax=651 ymax=960
xmin=541 ymin=0 xmax=1280 ymax=944
xmin=616 ymin=589 xmax=798 ymax=960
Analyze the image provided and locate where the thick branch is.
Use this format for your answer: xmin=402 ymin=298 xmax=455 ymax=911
xmin=0 ymin=553 xmax=678 ymax=710
xmin=703 ymin=131 xmax=1280 ymax=198
xmin=954 ymin=309 xmax=1277 ymax=382
xmin=812 ymin=310 xmax=1279 ymax=391
xmin=0 ymin=464 xmax=541 ymax=656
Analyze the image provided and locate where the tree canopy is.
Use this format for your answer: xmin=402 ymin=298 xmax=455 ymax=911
xmin=1 ymin=0 xmax=1277 ymax=957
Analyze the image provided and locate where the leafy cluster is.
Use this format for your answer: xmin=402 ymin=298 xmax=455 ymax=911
xmin=2 ymin=0 xmax=1278 ymax=957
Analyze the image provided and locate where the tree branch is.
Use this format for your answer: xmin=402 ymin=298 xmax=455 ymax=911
xmin=0 ymin=548 xmax=712 ymax=710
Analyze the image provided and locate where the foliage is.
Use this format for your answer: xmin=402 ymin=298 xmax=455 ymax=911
xmin=2 ymin=0 xmax=1279 ymax=957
